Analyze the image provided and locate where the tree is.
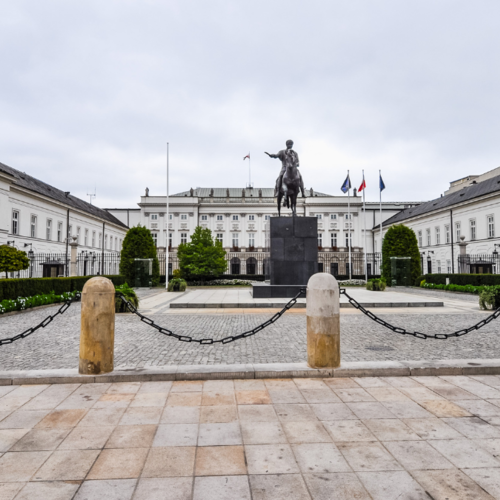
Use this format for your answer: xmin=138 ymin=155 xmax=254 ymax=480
xmin=119 ymin=226 xmax=160 ymax=286
xmin=0 ymin=245 xmax=30 ymax=278
xmin=178 ymin=226 xmax=227 ymax=281
xmin=381 ymin=224 xmax=421 ymax=285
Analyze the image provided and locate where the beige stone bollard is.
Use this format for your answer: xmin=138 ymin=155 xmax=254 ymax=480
xmin=306 ymin=273 xmax=340 ymax=369
xmin=79 ymin=277 xmax=115 ymax=375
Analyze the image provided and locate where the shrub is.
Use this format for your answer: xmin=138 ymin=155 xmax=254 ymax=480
xmin=178 ymin=227 xmax=227 ymax=281
xmin=381 ymin=225 xmax=420 ymax=285
xmin=167 ymin=278 xmax=187 ymax=291
xmin=187 ymin=278 xmax=253 ymax=286
xmin=120 ymin=226 xmax=160 ymax=286
xmin=115 ymin=283 xmax=139 ymax=312
xmin=366 ymin=278 xmax=386 ymax=291
xmin=0 ymin=290 xmax=78 ymax=315
xmin=422 ymin=274 xmax=500 ymax=287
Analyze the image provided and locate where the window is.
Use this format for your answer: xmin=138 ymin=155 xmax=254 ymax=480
xmin=68 ymin=225 xmax=72 ymax=240
xmin=105 ymin=234 xmax=108 ymax=249
xmin=470 ymin=219 xmax=476 ymax=240
xmin=437 ymin=260 xmax=441 ymax=273
xmin=11 ymin=211 xmax=19 ymax=235
xmin=169 ymin=214 xmax=173 ymax=220
xmin=248 ymin=234 xmax=255 ymax=247
xmin=232 ymin=215 xmax=239 ymax=221
xmin=445 ymin=225 xmax=450 ymax=244
xmin=84 ymin=229 xmax=89 ymax=246
xmin=345 ymin=232 xmax=352 ymax=247
xmin=447 ymin=260 xmax=451 ymax=273
xmin=318 ymin=233 xmax=323 ymax=247
xmin=216 ymin=233 xmax=223 ymax=244
xmin=92 ymin=231 xmax=96 ymax=247
xmin=181 ymin=214 xmax=187 ymax=220
xmin=426 ymin=228 xmax=431 ymax=246
xmin=180 ymin=233 xmax=187 ymax=244
xmin=435 ymin=227 xmax=440 ymax=245
xmin=418 ymin=230 xmax=422 ymax=247
xmin=115 ymin=237 xmax=118 ymax=250
xmin=152 ymin=233 xmax=157 ymax=246
xmin=455 ymin=222 xmax=461 ymax=241
xmin=330 ymin=233 xmax=338 ymax=247
xmin=330 ymin=214 xmax=337 ymax=220
xmin=232 ymin=233 xmax=239 ymax=248
xmin=30 ymin=215 xmax=37 ymax=238
xmin=248 ymin=215 xmax=255 ymax=221
xmin=488 ymin=215 xmax=495 ymax=238
xmin=57 ymin=222 xmax=62 ymax=242
xmin=46 ymin=219 xmax=52 ymax=240
xmin=345 ymin=214 xmax=352 ymax=220
xmin=151 ymin=214 xmax=158 ymax=220
xmin=264 ymin=215 xmax=270 ymax=221
xmin=316 ymin=214 xmax=322 ymax=220
xmin=201 ymin=215 xmax=208 ymax=221
xmin=77 ymin=227 xmax=81 ymax=244
xmin=216 ymin=215 xmax=223 ymax=221
xmin=98 ymin=233 xmax=102 ymax=248
xmin=168 ymin=233 xmax=173 ymax=247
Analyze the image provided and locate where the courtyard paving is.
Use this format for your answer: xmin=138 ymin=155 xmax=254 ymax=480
xmin=1 ymin=376 xmax=500 ymax=499
xmin=0 ymin=288 xmax=496 ymax=371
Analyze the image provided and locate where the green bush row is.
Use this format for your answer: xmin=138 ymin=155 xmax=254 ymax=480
xmin=420 ymin=281 xmax=486 ymax=294
xmin=0 ymin=290 xmax=79 ymax=315
xmin=0 ymin=275 xmax=126 ymax=302
xmin=418 ymin=274 xmax=500 ymax=287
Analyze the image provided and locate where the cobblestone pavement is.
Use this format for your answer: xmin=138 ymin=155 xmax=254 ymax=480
xmin=0 ymin=299 xmax=497 ymax=370
xmin=1 ymin=376 xmax=500 ymax=499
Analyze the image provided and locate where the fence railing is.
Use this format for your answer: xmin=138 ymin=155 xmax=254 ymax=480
xmin=458 ymin=254 xmax=499 ymax=274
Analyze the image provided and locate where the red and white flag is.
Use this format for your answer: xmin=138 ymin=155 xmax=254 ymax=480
xmin=243 ymin=153 xmax=250 ymax=160
xmin=358 ymin=176 xmax=366 ymax=192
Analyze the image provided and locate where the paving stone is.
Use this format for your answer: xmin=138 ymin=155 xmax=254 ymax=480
xmin=119 ymin=407 xmax=162 ymax=425
xmin=78 ymin=407 xmax=126 ymax=427
xmin=198 ymin=422 xmax=242 ymax=446
xmin=14 ymin=481 xmax=79 ymax=500
xmin=245 ymin=444 xmax=299 ymax=474
xmin=235 ymin=390 xmax=271 ymax=405
xmin=322 ymin=420 xmax=375 ymax=442
xmin=0 ymin=451 xmax=51 ymax=482
xmin=195 ymin=445 xmax=246 ymax=476
xmin=381 ymin=401 xmax=433 ymax=419
xmin=193 ymin=476 xmax=250 ymax=500
xmin=363 ymin=419 xmax=421 ymax=441
xmin=134 ymin=477 xmax=192 ymax=500
xmin=274 ymin=404 xmax=317 ymax=422
xmin=10 ymin=428 xmax=70 ymax=451
xmin=153 ymin=424 xmax=198 ymax=447
xmin=161 ymin=405 xmax=200 ymax=424
xmin=106 ymin=425 xmax=157 ymax=449
xmin=130 ymin=393 xmax=168 ymax=407
xmin=0 ymin=482 xmax=24 ymax=500
xmin=299 ymin=389 xmax=341 ymax=404
xmin=238 ymin=405 xmax=278 ymax=422
xmin=455 ymin=399 xmax=500 ymax=417
xmin=200 ymin=405 xmax=237 ymax=423
xmin=428 ymin=439 xmax=500 ymax=468
xmin=35 ymin=409 xmax=87 ymax=428
xmin=292 ymin=443 xmax=351 ymax=473
xmin=419 ymin=399 xmax=472 ymax=417
xmin=365 ymin=387 xmax=410 ymax=402
xmin=240 ymin=421 xmax=287 ymax=444
xmin=402 ymin=418 xmax=464 ymax=440
xmin=33 ymin=449 xmax=99 ymax=480
xmin=282 ymin=421 xmax=331 ymax=443
xmin=142 ymin=447 xmax=195 ymax=477
xmin=463 ymin=468 xmax=500 ymax=499
xmin=249 ymin=474 xmax=310 ymax=500
xmin=347 ymin=402 xmax=396 ymax=420
xmin=302 ymin=472 xmax=371 ymax=500
xmin=337 ymin=442 xmax=403 ymax=472
xmin=356 ymin=471 xmax=430 ymax=500
xmin=0 ymin=428 xmax=30 ymax=452
xmin=74 ymin=479 xmax=137 ymax=500
xmin=443 ymin=417 xmax=500 ymax=439
xmin=412 ymin=469 xmax=496 ymax=500
xmin=87 ymin=448 xmax=149 ymax=479
xmin=383 ymin=441 xmax=454 ymax=470
xmin=0 ymin=410 xmax=51 ymax=429
xmin=58 ymin=425 xmax=114 ymax=450
xmin=310 ymin=403 xmax=357 ymax=421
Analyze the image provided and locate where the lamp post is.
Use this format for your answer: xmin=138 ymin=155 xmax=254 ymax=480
xmin=494 ymin=245 xmax=500 ymax=274
xmin=24 ymin=243 xmax=35 ymax=278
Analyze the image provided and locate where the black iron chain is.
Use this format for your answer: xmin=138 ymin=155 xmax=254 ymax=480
xmin=0 ymin=293 xmax=81 ymax=346
xmin=340 ymin=288 xmax=500 ymax=340
xmin=116 ymin=289 xmax=306 ymax=344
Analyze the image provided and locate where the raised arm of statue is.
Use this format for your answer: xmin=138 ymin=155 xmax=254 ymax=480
xmin=265 ymin=152 xmax=278 ymax=159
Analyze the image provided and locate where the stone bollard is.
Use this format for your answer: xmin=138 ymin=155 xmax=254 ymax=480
xmin=79 ymin=277 xmax=115 ymax=375
xmin=306 ymin=273 xmax=340 ymax=369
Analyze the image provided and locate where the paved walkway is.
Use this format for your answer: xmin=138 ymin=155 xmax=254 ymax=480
xmin=164 ymin=287 xmax=444 ymax=309
xmin=1 ymin=375 xmax=500 ymax=499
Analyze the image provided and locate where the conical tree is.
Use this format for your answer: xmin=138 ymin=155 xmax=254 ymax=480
xmin=178 ymin=226 xmax=227 ymax=281
xmin=381 ymin=224 xmax=421 ymax=285
xmin=119 ymin=226 xmax=160 ymax=286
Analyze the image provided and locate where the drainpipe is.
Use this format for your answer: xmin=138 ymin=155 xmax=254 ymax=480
xmin=450 ymin=209 xmax=454 ymax=274
xmin=65 ymin=209 xmax=70 ymax=277
xmin=101 ymin=222 xmax=105 ymax=275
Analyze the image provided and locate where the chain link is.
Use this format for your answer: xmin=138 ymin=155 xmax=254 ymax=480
xmin=116 ymin=289 xmax=306 ymax=344
xmin=340 ymin=288 xmax=500 ymax=340
xmin=0 ymin=293 xmax=81 ymax=346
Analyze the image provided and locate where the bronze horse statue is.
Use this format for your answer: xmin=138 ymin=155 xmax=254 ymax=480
xmin=277 ymin=163 xmax=300 ymax=216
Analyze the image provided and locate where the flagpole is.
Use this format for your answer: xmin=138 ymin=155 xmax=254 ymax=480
xmin=165 ymin=142 xmax=169 ymax=289
xmin=348 ymin=170 xmax=352 ymax=280
xmin=363 ymin=170 xmax=367 ymax=282
xmin=249 ymin=153 xmax=251 ymax=188
xmin=379 ymin=170 xmax=383 ymax=259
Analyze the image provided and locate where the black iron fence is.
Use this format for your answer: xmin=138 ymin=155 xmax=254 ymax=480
xmin=318 ymin=252 xmax=381 ymax=278
xmin=458 ymin=254 xmax=500 ymax=274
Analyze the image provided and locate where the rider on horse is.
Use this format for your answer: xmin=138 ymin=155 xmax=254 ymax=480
xmin=266 ymin=140 xmax=306 ymax=198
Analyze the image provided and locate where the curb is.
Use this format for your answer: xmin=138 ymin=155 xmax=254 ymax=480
xmin=169 ymin=302 xmax=444 ymax=309
xmin=1 ymin=359 xmax=499 ymax=385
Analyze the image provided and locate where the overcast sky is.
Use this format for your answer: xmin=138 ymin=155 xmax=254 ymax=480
xmin=1 ymin=1 xmax=499 ymax=208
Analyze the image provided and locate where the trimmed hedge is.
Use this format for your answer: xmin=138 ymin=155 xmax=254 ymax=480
xmin=421 ymin=274 xmax=500 ymax=287
xmin=0 ymin=275 xmax=126 ymax=301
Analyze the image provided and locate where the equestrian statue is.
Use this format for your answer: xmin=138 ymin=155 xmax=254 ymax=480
xmin=265 ymin=139 xmax=306 ymax=216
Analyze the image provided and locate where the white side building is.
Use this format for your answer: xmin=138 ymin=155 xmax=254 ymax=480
xmin=0 ymin=161 xmax=128 ymax=276
xmin=374 ymin=167 xmax=500 ymax=275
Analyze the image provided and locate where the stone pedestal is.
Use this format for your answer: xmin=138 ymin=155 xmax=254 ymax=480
xmin=253 ymin=217 xmax=318 ymax=298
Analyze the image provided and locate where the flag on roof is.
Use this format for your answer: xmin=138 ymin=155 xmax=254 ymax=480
xmin=358 ymin=176 xmax=366 ymax=192
xmin=379 ymin=173 xmax=386 ymax=192
xmin=243 ymin=154 xmax=250 ymax=160
xmin=341 ymin=173 xmax=351 ymax=194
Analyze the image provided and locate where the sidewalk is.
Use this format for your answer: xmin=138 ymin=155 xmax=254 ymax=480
xmin=1 ymin=375 xmax=499 ymax=499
